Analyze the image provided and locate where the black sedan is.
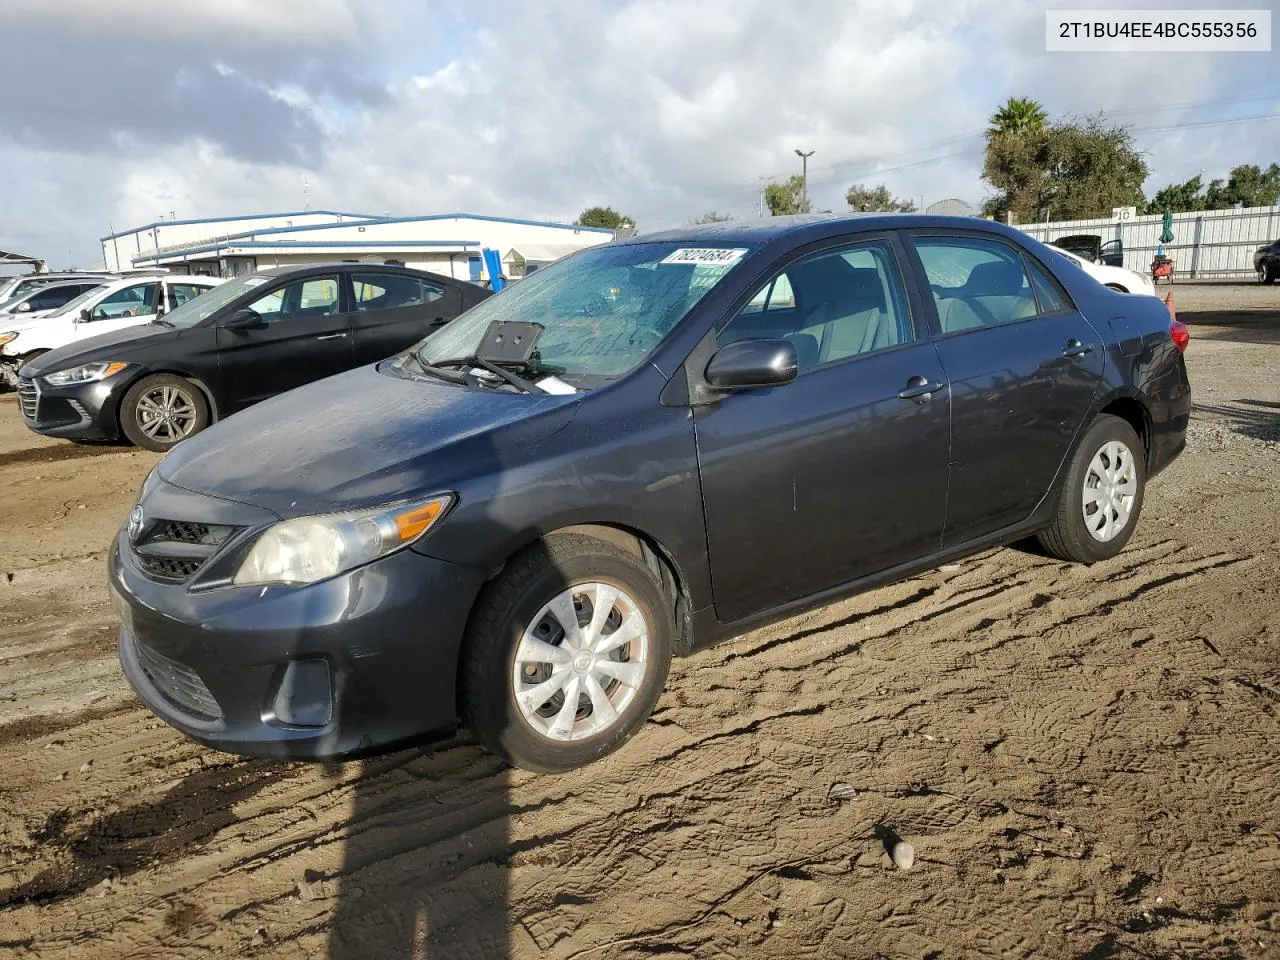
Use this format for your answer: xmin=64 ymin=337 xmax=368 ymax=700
xmin=18 ymin=263 xmax=490 ymax=450
xmin=1254 ymin=238 xmax=1279 ymax=284
xmin=108 ymin=215 xmax=1191 ymax=772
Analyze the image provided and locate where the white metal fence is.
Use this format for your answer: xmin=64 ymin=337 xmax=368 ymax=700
xmin=1015 ymin=205 xmax=1280 ymax=280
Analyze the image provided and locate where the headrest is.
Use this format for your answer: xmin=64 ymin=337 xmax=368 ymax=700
xmin=965 ymin=259 xmax=1025 ymax=297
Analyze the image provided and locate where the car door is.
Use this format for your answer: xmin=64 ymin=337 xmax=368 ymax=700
xmin=693 ymin=234 xmax=951 ymax=623
xmin=905 ymin=232 xmax=1105 ymax=546
xmin=349 ymin=271 xmax=463 ymax=365
xmin=215 ymin=273 xmax=354 ymax=411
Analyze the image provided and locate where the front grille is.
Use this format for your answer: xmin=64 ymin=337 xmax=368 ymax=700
xmin=136 ymin=555 xmax=204 ymax=581
xmin=149 ymin=521 xmax=230 ymax=547
xmin=17 ymin=378 xmax=37 ymax=421
xmin=132 ymin=519 xmax=241 ymax=583
xmin=134 ymin=640 xmax=223 ymax=722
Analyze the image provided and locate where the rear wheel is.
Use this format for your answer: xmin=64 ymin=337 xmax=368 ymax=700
xmin=1104 ymin=283 xmax=1128 ymax=293
xmin=1037 ymin=414 xmax=1146 ymax=563
xmin=460 ymin=533 xmax=673 ymax=773
xmin=1262 ymin=263 xmax=1277 ymax=285
xmin=119 ymin=374 xmax=209 ymax=452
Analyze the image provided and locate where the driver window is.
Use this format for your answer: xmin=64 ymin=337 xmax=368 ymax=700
xmin=720 ymin=240 xmax=912 ymax=371
xmin=93 ymin=283 xmax=157 ymax=320
xmin=246 ymin=276 xmax=339 ymax=324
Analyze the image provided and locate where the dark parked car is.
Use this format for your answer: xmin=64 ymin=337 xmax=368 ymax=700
xmin=1254 ymin=239 xmax=1280 ymax=283
xmin=18 ymin=264 xmax=490 ymax=451
xmin=107 ymin=215 xmax=1191 ymax=772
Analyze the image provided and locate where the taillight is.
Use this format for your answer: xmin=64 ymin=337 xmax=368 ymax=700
xmin=1170 ymin=319 xmax=1189 ymax=353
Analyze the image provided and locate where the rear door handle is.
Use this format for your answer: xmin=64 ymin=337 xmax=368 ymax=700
xmin=1062 ymin=338 xmax=1093 ymax=358
xmin=316 ymin=332 xmax=349 ymax=341
xmin=427 ymin=316 xmax=449 ymax=328
xmin=898 ymin=376 xmax=945 ymax=402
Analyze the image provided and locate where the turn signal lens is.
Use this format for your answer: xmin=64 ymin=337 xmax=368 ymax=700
xmin=1170 ymin=319 xmax=1190 ymax=353
xmin=394 ymin=500 xmax=445 ymax=542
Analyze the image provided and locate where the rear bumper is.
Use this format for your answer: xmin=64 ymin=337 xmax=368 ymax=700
xmin=110 ymin=531 xmax=488 ymax=759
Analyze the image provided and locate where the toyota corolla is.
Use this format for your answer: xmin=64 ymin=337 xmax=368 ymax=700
xmin=108 ymin=215 xmax=1191 ymax=772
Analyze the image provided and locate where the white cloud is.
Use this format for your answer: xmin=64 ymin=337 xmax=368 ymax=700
xmin=1 ymin=0 xmax=1277 ymax=266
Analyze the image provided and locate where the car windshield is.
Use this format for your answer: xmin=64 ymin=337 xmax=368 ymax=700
xmin=413 ymin=242 xmax=752 ymax=385
xmin=162 ymin=276 xmax=254 ymax=327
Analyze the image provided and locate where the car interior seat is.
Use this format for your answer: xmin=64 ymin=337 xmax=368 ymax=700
xmin=938 ymin=259 xmax=1035 ymax=332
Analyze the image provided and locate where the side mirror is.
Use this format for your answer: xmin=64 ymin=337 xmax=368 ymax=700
xmin=79 ymin=308 xmax=92 ymax=323
xmin=223 ymin=307 xmax=265 ymax=330
xmin=15 ymin=301 xmax=30 ymax=313
xmin=705 ymin=338 xmax=798 ymax=391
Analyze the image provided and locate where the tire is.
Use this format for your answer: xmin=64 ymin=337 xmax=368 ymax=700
xmin=460 ymin=532 xmax=674 ymax=773
xmin=119 ymin=374 xmax=210 ymax=452
xmin=1104 ymin=283 xmax=1128 ymax=293
xmin=1037 ymin=414 xmax=1146 ymax=564
xmin=1263 ymin=263 xmax=1277 ymax=285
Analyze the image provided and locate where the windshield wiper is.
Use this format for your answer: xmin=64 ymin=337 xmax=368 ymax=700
xmin=416 ymin=354 xmax=548 ymax=395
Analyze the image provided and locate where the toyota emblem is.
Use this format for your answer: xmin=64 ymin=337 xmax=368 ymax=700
xmin=127 ymin=505 xmax=144 ymax=542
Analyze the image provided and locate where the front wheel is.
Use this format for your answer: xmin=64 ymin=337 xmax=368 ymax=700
xmin=460 ymin=533 xmax=673 ymax=773
xmin=1262 ymin=264 xmax=1277 ymax=285
xmin=119 ymin=374 xmax=210 ymax=452
xmin=1037 ymin=414 xmax=1146 ymax=563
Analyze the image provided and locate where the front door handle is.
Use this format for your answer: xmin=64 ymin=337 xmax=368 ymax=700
xmin=1062 ymin=338 xmax=1093 ymax=358
xmin=898 ymin=375 xmax=944 ymax=402
xmin=316 ymin=332 xmax=349 ymax=341
xmin=427 ymin=316 xmax=449 ymax=328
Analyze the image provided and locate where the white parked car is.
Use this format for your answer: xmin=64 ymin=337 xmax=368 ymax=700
xmin=0 ymin=274 xmax=224 ymax=388
xmin=0 ymin=279 xmax=110 ymax=320
xmin=1048 ymin=246 xmax=1157 ymax=297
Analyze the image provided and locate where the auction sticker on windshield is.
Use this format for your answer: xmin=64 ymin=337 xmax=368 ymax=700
xmin=660 ymin=248 xmax=747 ymax=266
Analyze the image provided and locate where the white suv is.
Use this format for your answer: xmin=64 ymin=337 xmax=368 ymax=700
xmin=1048 ymin=246 xmax=1157 ymax=297
xmin=0 ymin=274 xmax=223 ymax=388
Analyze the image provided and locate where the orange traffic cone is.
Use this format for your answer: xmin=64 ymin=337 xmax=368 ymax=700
xmin=1164 ymin=290 xmax=1176 ymax=321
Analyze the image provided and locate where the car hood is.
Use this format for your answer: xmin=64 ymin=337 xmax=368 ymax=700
xmin=157 ymin=363 xmax=583 ymax=518
xmin=21 ymin=322 xmax=179 ymax=375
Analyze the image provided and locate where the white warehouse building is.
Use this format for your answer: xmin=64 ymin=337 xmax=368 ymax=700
xmin=100 ymin=212 xmax=616 ymax=282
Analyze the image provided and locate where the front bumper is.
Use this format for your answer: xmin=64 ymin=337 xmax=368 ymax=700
xmin=15 ymin=371 xmax=123 ymax=441
xmin=110 ymin=529 xmax=488 ymax=760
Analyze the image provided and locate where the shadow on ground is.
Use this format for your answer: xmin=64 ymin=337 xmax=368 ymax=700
xmin=1191 ymin=400 xmax=1280 ymax=444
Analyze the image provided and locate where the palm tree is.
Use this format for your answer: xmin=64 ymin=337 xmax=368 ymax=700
xmin=987 ymin=97 xmax=1048 ymax=137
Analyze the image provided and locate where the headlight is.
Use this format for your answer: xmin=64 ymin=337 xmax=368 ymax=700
xmin=44 ymin=361 xmax=128 ymax=385
xmin=233 ymin=494 xmax=453 ymax=586
xmin=0 ymin=332 xmax=16 ymax=353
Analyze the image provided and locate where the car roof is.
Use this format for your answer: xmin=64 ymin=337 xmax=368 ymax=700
xmin=630 ymin=213 xmax=1027 ymax=248
xmin=247 ymin=262 xmax=440 ymax=277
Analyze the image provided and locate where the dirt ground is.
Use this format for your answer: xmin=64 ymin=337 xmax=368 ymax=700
xmin=1 ymin=282 xmax=1278 ymax=959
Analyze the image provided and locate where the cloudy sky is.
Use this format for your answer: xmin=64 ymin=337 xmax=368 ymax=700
xmin=1 ymin=0 xmax=1276 ymax=267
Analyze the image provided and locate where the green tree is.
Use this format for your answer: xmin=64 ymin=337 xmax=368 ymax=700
xmin=764 ymin=175 xmax=810 ymax=216
xmin=1141 ymin=174 xmax=1206 ymax=214
xmin=1203 ymin=163 xmax=1280 ymax=209
xmin=691 ymin=210 xmax=734 ymax=224
xmin=845 ymin=183 xmax=917 ymax=213
xmin=987 ymin=97 xmax=1049 ymax=137
xmin=576 ymin=206 xmax=634 ymax=229
xmin=982 ymin=114 xmax=1148 ymax=222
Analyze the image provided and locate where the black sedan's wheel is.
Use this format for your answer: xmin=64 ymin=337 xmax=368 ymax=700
xmin=119 ymin=374 xmax=209 ymax=452
xmin=1037 ymin=414 xmax=1146 ymax=564
xmin=1262 ymin=264 xmax=1277 ymax=285
xmin=461 ymin=532 xmax=673 ymax=773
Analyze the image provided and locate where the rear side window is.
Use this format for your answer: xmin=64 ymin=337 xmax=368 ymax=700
xmin=168 ymin=283 xmax=210 ymax=309
xmin=351 ymin=273 xmax=444 ymax=312
xmin=1024 ymin=256 xmax=1074 ymax=314
xmin=912 ymin=237 xmax=1036 ymax=333
xmin=27 ymin=287 xmax=84 ymax=309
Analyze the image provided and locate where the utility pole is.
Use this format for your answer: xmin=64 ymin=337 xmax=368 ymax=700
xmin=757 ymin=176 xmax=770 ymax=217
xmin=794 ymin=149 xmax=815 ymax=211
